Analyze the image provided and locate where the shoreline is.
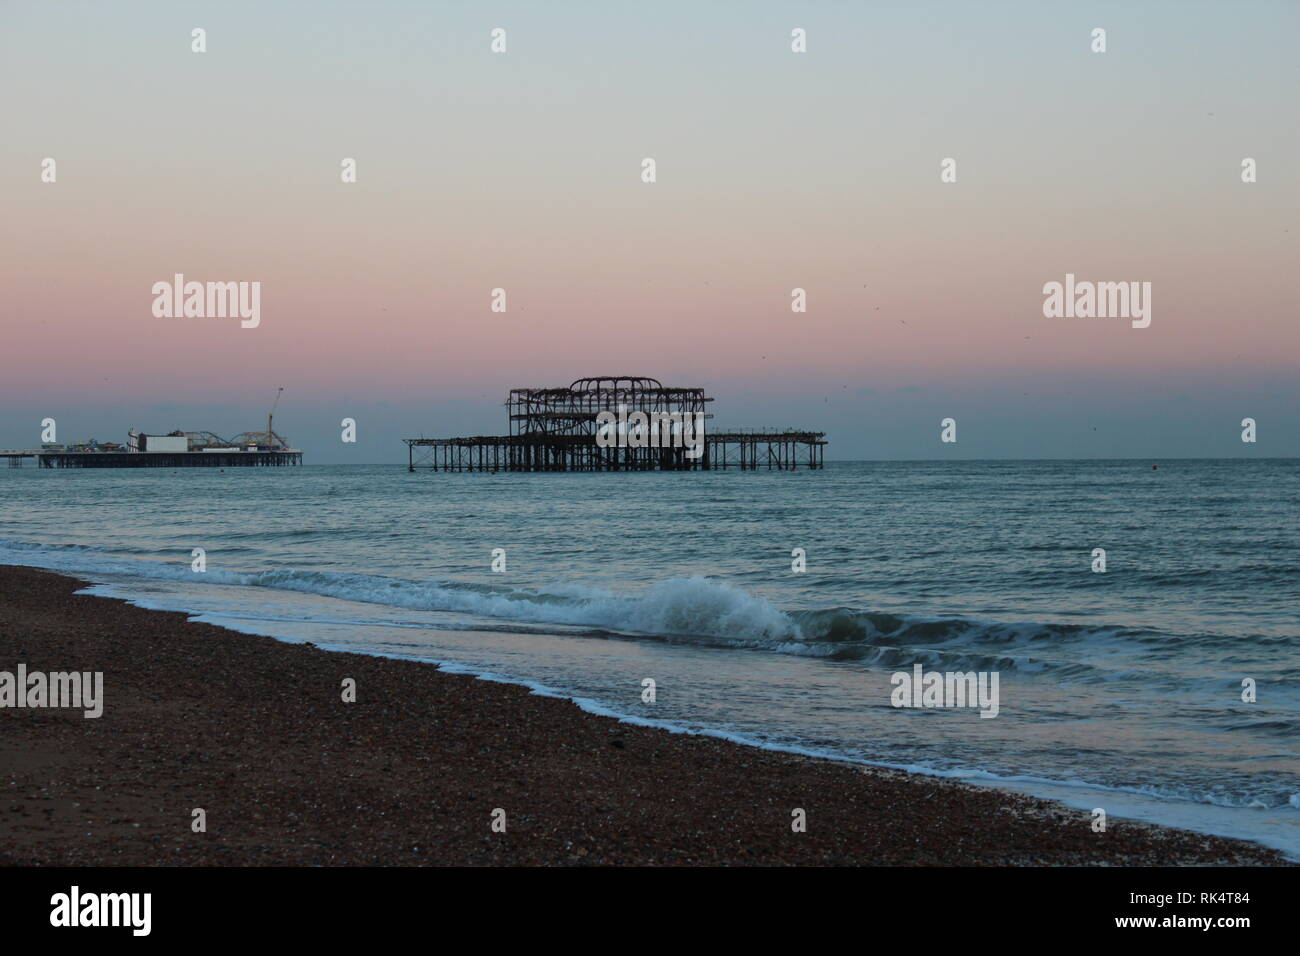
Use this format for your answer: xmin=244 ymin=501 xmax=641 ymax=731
xmin=0 ymin=564 xmax=1285 ymax=866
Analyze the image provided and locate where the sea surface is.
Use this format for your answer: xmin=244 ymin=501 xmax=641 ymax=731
xmin=1 ymin=460 xmax=1297 ymax=858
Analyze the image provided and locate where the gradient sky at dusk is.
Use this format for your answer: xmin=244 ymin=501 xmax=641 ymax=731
xmin=2 ymin=1 xmax=1297 ymax=461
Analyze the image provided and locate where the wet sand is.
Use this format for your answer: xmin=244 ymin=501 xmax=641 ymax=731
xmin=0 ymin=565 xmax=1283 ymax=866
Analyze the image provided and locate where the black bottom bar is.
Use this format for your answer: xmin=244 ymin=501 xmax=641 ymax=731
xmin=0 ymin=865 xmax=1286 ymax=942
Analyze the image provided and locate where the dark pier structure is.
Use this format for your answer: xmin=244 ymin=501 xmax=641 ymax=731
xmin=405 ymin=376 xmax=827 ymax=472
xmin=25 ymin=449 xmax=302 ymax=468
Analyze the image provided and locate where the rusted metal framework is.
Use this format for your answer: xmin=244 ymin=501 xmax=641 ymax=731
xmin=406 ymin=377 xmax=826 ymax=472
xmin=508 ymin=377 xmax=712 ymax=439
xmin=705 ymin=430 xmax=827 ymax=471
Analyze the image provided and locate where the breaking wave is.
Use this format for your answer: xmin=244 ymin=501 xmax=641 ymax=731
xmin=1 ymin=536 xmax=1158 ymax=674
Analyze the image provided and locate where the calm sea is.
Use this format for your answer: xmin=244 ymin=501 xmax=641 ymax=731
xmin=2 ymin=460 xmax=1296 ymax=857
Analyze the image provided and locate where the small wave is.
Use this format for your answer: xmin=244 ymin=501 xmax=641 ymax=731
xmin=1222 ymin=719 xmax=1300 ymax=736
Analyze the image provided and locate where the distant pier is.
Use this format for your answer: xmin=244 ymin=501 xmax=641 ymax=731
xmin=2 ymin=404 xmax=301 ymax=468
xmin=2 ymin=449 xmax=301 ymax=468
xmin=405 ymin=377 xmax=827 ymax=472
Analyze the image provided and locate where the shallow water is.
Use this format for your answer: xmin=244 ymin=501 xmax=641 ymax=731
xmin=1 ymin=460 xmax=1296 ymax=857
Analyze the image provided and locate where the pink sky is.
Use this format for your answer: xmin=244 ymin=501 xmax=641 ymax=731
xmin=2 ymin=1 xmax=1296 ymax=459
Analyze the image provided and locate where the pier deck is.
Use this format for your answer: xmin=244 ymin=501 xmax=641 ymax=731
xmin=405 ymin=430 xmax=826 ymax=472
xmin=1 ymin=450 xmax=302 ymax=468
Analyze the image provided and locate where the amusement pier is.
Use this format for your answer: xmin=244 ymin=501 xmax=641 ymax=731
xmin=1 ymin=390 xmax=302 ymax=468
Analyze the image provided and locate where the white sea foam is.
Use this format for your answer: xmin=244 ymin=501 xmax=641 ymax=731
xmin=0 ymin=540 xmax=799 ymax=643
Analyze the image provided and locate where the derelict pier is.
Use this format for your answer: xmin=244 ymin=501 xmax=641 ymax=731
xmin=405 ymin=377 xmax=827 ymax=472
